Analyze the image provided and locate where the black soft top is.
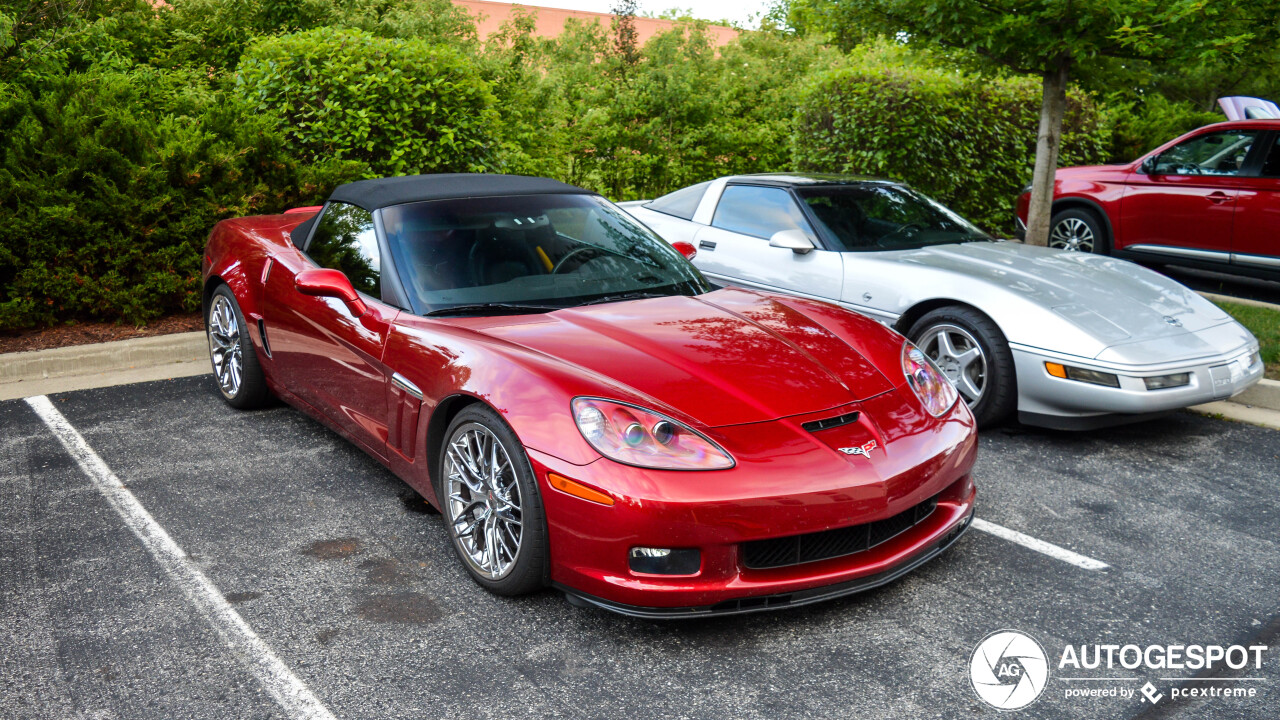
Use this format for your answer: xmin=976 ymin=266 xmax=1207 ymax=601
xmin=329 ymin=173 xmax=592 ymax=211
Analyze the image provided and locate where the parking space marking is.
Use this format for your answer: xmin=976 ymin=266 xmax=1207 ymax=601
xmin=24 ymin=396 xmax=337 ymax=720
xmin=972 ymin=518 xmax=1110 ymax=571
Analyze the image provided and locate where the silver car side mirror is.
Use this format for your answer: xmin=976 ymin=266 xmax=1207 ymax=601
xmin=769 ymin=229 xmax=816 ymax=254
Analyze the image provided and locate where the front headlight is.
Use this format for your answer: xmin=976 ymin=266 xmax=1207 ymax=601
xmin=571 ymin=397 xmax=734 ymax=470
xmin=902 ymin=342 xmax=959 ymax=417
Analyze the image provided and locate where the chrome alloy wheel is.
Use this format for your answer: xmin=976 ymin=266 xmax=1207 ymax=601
xmin=444 ymin=423 xmax=524 ymax=580
xmin=208 ymin=295 xmax=243 ymax=398
xmin=1049 ymin=217 xmax=1095 ymax=252
xmin=917 ymin=324 xmax=987 ymax=406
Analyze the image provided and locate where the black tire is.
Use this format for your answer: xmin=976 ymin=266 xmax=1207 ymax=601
xmin=908 ymin=306 xmax=1017 ymax=429
xmin=437 ymin=404 xmax=548 ymax=596
xmin=1048 ymin=207 xmax=1111 ymax=255
xmin=206 ymin=284 xmax=270 ymax=409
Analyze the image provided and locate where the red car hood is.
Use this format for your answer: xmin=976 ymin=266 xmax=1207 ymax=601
xmin=475 ymin=290 xmax=896 ymax=428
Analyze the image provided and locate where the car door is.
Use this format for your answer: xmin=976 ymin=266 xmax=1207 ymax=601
xmin=263 ymin=202 xmax=397 ymax=459
xmin=692 ymin=184 xmax=843 ymax=300
xmin=1229 ymin=131 xmax=1280 ymax=271
xmin=1120 ymin=128 xmax=1263 ymax=261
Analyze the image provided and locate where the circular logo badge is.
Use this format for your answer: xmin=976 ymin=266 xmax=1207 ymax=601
xmin=970 ymin=630 xmax=1049 ymax=710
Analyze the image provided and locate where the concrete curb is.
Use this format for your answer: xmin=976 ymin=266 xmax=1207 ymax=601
xmin=1188 ymin=401 xmax=1280 ymax=432
xmin=1197 ymin=291 xmax=1280 ymax=313
xmin=0 ymin=331 xmax=208 ymax=401
xmin=1233 ymin=378 xmax=1280 ymax=411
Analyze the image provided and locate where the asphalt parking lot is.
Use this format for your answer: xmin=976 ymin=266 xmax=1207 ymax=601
xmin=3 ymin=375 xmax=1279 ymax=719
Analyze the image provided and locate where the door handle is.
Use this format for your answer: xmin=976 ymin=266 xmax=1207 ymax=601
xmin=1206 ymin=191 xmax=1231 ymax=204
xmin=698 ymin=240 xmax=717 ymax=250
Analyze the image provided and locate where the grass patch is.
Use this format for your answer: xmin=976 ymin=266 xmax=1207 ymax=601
xmin=1213 ymin=300 xmax=1280 ymax=380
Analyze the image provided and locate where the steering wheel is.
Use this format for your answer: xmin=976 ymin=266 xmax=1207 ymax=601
xmin=551 ymin=246 xmax=602 ymax=274
xmin=879 ymin=223 xmax=924 ymax=246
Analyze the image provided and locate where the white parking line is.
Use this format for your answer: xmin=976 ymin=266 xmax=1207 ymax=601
xmin=25 ymin=396 xmax=336 ymax=720
xmin=972 ymin=517 xmax=1110 ymax=571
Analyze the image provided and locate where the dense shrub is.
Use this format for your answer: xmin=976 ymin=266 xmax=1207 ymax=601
xmin=1103 ymin=94 xmax=1222 ymax=163
xmin=156 ymin=0 xmax=477 ymax=74
xmin=0 ymin=66 xmax=360 ymax=330
xmin=792 ymin=62 xmax=1110 ymax=233
xmin=236 ymin=27 xmax=503 ymax=178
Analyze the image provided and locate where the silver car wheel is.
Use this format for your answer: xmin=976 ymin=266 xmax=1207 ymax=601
xmin=918 ymin=324 xmax=987 ymax=406
xmin=1049 ymin=217 xmax=1095 ymax=253
xmin=444 ymin=423 xmax=523 ymax=581
xmin=208 ymin=295 xmax=243 ymax=398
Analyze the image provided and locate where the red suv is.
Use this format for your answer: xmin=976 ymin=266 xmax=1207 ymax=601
xmin=1016 ymin=119 xmax=1280 ymax=281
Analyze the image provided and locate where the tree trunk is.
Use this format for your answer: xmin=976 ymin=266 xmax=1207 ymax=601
xmin=1024 ymin=60 xmax=1070 ymax=247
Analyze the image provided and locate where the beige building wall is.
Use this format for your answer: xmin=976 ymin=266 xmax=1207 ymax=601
xmin=453 ymin=0 xmax=740 ymax=46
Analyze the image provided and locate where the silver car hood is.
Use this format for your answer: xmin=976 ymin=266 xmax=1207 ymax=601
xmin=894 ymin=242 xmax=1235 ymax=350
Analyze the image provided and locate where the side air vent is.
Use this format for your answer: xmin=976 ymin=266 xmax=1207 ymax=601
xmin=257 ymin=319 xmax=272 ymax=358
xmin=801 ymin=412 xmax=860 ymax=433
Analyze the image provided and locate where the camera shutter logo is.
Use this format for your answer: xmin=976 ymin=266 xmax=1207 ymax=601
xmin=970 ymin=630 xmax=1049 ymax=710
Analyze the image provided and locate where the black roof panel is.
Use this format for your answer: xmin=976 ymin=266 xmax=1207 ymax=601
xmin=329 ymin=173 xmax=593 ymax=211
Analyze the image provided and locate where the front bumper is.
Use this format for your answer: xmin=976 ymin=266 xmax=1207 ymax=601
xmin=557 ymin=501 xmax=974 ymax=618
xmin=525 ymin=390 xmax=978 ymax=616
xmin=1012 ymin=342 xmax=1264 ymax=428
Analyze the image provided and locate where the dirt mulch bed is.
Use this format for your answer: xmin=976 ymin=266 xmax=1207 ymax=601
xmin=0 ymin=314 xmax=204 ymax=355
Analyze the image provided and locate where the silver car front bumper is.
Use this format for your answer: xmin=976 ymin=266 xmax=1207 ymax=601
xmin=1011 ymin=342 xmax=1264 ymax=429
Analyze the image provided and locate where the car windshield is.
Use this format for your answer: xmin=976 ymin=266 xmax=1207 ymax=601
xmin=796 ymin=185 xmax=990 ymax=251
xmin=381 ymin=194 xmax=711 ymax=315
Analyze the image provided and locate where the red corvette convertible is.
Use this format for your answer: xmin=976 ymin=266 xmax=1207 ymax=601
xmin=202 ymin=174 xmax=977 ymax=617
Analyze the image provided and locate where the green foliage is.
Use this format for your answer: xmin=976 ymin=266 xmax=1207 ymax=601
xmin=0 ymin=0 xmax=1262 ymax=333
xmin=1103 ymin=95 xmax=1222 ymax=162
xmin=1214 ymin=301 xmax=1280 ymax=381
xmin=0 ymin=63 xmax=360 ymax=331
xmin=793 ymin=60 xmax=1110 ymax=233
xmin=533 ymin=22 xmax=841 ymax=200
xmin=236 ymin=27 xmax=502 ymax=178
xmin=155 ymin=0 xmax=476 ymax=74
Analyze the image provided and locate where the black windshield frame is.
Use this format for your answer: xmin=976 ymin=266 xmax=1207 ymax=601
xmin=381 ymin=193 xmax=713 ymax=317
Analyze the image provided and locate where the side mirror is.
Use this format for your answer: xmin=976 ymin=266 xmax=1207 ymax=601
xmin=1140 ymin=156 xmax=1160 ymax=175
xmin=769 ymin=229 xmax=816 ymax=254
xmin=295 ymin=268 xmax=367 ymax=317
xmin=671 ymin=241 xmax=698 ymax=260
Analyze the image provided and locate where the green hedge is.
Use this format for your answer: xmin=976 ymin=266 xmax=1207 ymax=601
xmin=236 ymin=27 xmax=502 ymax=178
xmin=792 ymin=64 xmax=1110 ymax=233
xmin=0 ymin=66 xmax=359 ymax=331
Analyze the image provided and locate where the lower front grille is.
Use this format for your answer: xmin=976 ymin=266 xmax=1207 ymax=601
xmin=742 ymin=495 xmax=939 ymax=570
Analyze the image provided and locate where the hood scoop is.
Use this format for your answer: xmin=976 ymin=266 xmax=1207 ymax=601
xmin=801 ymin=411 xmax=861 ymax=433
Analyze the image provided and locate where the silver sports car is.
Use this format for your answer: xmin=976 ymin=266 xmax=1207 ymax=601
xmin=621 ymin=174 xmax=1263 ymax=429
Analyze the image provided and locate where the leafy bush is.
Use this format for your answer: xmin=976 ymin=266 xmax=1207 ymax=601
xmin=792 ymin=60 xmax=1110 ymax=233
xmin=0 ymin=65 xmax=360 ymax=331
xmin=236 ymin=27 xmax=502 ymax=177
xmin=1103 ymin=94 xmax=1222 ymax=162
xmin=156 ymin=0 xmax=477 ymax=74
xmin=511 ymin=20 xmax=841 ymax=201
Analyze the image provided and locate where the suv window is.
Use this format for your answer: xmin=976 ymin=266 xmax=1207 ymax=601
xmin=307 ymin=202 xmax=380 ymax=297
xmin=1261 ymin=135 xmax=1280 ymax=177
xmin=1153 ymin=130 xmax=1260 ymax=177
xmin=645 ymin=181 xmax=711 ymax=220
xmin=712 ymin=185 xmax=813 ymax=239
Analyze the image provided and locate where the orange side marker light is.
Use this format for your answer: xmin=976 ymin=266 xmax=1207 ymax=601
xmin=548 ymin=473 xmax=615 ymax=506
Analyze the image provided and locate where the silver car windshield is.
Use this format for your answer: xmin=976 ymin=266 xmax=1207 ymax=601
xmin=797 ymin=185 xmax=991 ymax=252
xmin=382 ymin=193 xmax=711 ymax=316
